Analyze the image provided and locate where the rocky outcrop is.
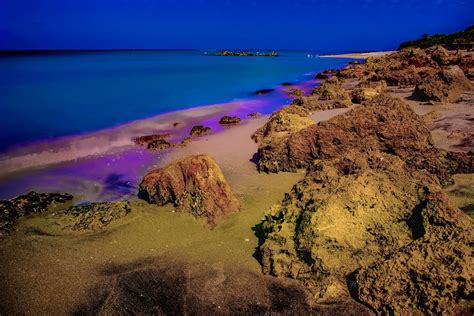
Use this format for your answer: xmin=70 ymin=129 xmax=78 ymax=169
xmin=286 ymin=88 xmax=304 ymax=98
xmin=0 ymin=192 xmax=73 ymax=237
xmin=247 ymin=112 xmax=262 ymax=118
xmin=219 ymin=116 xmax=241 ymax=125
xmin=251 ymin=105 xmax=314 ymax=145
xmin=190 ymin=125 xmax=211 ymax=137
xmin=351 ymin=80 xmax=387 ymax=103
xmin=256 ymin=94 xmax=472 ymax=184
xmin=348 ymin=192 xmax=474 ymax=314
xmin=311 ymin=77 xmax=352 ymax=107
xmin=134 ymin=133 xmax=190 ymax=151
xmin=133 ymin=134 xmax=171 ymax=146
xmin=59 ymin=201 xmax=131 ymax=232
xmin=138 ymin=155 xmax=240 ymax=227
xmin=260 ymin=151 xmax=474 ymax=313
xmin=412 ymin=65 xmax=472 ymax=103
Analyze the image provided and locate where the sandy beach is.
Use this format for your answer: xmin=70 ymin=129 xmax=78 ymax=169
xmin=320 ymin=51 xmax=396 ymax=59
xmin=1 ymin=44 xmax=473 ymax=314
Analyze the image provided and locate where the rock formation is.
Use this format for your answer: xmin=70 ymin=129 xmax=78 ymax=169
xmin=311 ymin=77 xmax=352 ymax=107
xmin=351 ymin=80 xmax=387 ymax=103
xmin=255 ymin=94 xmax=472 ymax=184
xmin=138 ymin=155 xmax=240 ymax=227
xmin=251 ymin=105 xmax=314 ymax=145
xmin=0 ymin=191 xmax=73 ymax=237
xmin=190 ymin=125 xmax=211 ymax=137
xmin=412 ymin=65 xmax=472 ymax=103
xmin=286 ymin=88 xmax=305 ymax=98
xmin=59 ymin=201 xmax=131 ymax=232
xmin=219 ymin=116 xmax=241 ymax=125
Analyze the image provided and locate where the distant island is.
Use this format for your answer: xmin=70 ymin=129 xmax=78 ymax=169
xmin=207 ymin=50 xmax=279 ymax=57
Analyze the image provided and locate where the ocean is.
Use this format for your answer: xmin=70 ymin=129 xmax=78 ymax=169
xmin=0 ymin=50 xmax=352 ymax=200
xmin=0 ymin=50 xmax=351 ymax=151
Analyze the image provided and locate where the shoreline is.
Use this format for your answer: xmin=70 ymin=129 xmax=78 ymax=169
xmin=0 ymin=61 xmax=349 ymax=178
xmin=320 ymin=50 xmax=395 ymax=59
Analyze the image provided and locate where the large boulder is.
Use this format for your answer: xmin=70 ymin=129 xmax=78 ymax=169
xmin=0 ymin=191 xmax=73 ymax=237
xmin=259 ymin=151 xmax=474 ymax=313
xmin=138 ymin=155 xmax=240 ymax=227
xmin=348 ymin=192 xmax=474 ymax=314
xmin=412 ymin=65 xmax=472 ymax=103
xmin=256 ymin=94 xmax=472 ymax=184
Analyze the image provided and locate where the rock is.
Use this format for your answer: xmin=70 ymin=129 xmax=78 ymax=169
xmin=281 ymin=82 xmax=293 ymax=86
xmin=315 ymin=72 xmax=330 ymax=80
xmin=251 ymin=105 xmax=314 ymax=145
xmin=351 ymin=80 xmax=387 ymax=103
xmin=138 ymin=155 xmax=240 ymax=227
xmin=0 ymin=192 xmax=73 ymax=237
xmin=59 ymin=201 xmax=131 ymax=232
xmin=256 ymin=94 xmax=473 ymax=184
xmin=412 ymin=65 xmax=472 ymax=103
xmin=190 ymin=125 xmax=211 ymax=137
xmin=311 ymin=77 xmax=352 ymax=107
xmin=133 ymin=134 xmax=171 ymax=146
xmin=421 ymin=111 xmax=442 ymax=125
xmin=447 ymin=129 xmax=468 ymax=140
xmin=247 ymin=112 xmax=262 ymax=118
xmin=348 ymin=192 xmax=474 ymax=314
xmin=291 ymin=96 xmax=349 ymax=111
xmin=219 ymin=116 xmax=241 ymax=125
xmin=260 ymin=150 xmax=474 ymax=314
xmin=172 ymin=122 xmax=182 ymax=128
xmin=255 ymin=89 xmax=275 ymax=95
xmin=286 ymin=88 xmax=304 ymax=98
xmin=146 ymin=139 xmax=172 ymax=150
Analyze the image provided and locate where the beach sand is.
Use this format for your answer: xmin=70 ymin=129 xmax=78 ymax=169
xmin=0 ymin=67 xmax=473 ymax=313
xmin=321 ymin=51 xmax=396 ymax=59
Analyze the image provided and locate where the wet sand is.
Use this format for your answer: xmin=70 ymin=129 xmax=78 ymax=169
xmin=320 ymin=51 xmax=395 ymax=59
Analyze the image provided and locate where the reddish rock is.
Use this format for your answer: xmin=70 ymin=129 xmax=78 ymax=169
xmin=138 ymin=155 xmax=240 ymax=227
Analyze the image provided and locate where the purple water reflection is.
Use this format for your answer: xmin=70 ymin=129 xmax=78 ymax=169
xmin=0 ymin=73 xmax=335 ymax=202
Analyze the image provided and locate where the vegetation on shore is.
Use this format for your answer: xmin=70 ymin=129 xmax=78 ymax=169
xmin=399 ymin=25 xmax=474 ymax=50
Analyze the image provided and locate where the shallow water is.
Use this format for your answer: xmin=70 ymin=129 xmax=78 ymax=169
xmin=0 ymin=50 xmax=351 ymax=151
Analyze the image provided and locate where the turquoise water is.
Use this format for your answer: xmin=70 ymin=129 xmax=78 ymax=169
xmin=0 ymin=50 xmax=351 ymax=151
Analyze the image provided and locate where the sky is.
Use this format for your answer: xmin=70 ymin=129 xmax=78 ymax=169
xmin=0 ymin=0 xmax=472 ymax=51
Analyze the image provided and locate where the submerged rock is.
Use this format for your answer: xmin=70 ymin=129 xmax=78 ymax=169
xmin=247 ymin=112 xmax=262 ymax=118
xmin=60 ymin=201 xmax=132 ymax=232
xmin=219 ymin=116 xmax=241 ymax=125
xmin=0 ymin=192 xmax=73 ymax=237
xmin=412 ymin=65 xmax=472 ymax=103
xmin=255 ymin=89 xmax=275 ymax=95
xmin=138 ymin=155 xmax=240 ymax=227
xmin=190 ymin=125 xmax=211 ymax=137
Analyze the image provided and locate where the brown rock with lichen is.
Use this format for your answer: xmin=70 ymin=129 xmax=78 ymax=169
xmin=138 ymin=155 xmax=240 ymax=228
xmin=311 ymin=77 xmax=352 ymax=106
xmin=351 ymin=80 xmax=387 ymax=103
xmin=0 ymin=191 xmax=73 ymax=237
xmin=256 ymin=94 xmax=472 ymax=184
xmin=190 ymin=125 xmax=211 ymax=137
xmin=412 ymin=65 xmax=472 ymax=103
xmin=348 ymin=191 xmax=474 ymax=314
xmin=219 ymin=116 xmax=241 ymax=125
xmin=286 ymin=88 xmax=305 ymax=98
xmin=251 ymin=105 xmax=314 ymax=144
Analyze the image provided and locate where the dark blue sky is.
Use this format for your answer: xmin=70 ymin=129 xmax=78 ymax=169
xmin=0 ymin=0 xmax=472 ymax=51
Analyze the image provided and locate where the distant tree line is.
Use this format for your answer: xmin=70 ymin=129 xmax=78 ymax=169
xmin=399 ymin=25 xmax=474 ymax=50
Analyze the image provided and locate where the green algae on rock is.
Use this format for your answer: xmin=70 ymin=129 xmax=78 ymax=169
xmin=58 ymin=201 xmax=132 ymax=232
xmin=0 ymin=191 xmax=73 ymax=238
xmin=138 ymin=155 xmax=240 ymax=228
